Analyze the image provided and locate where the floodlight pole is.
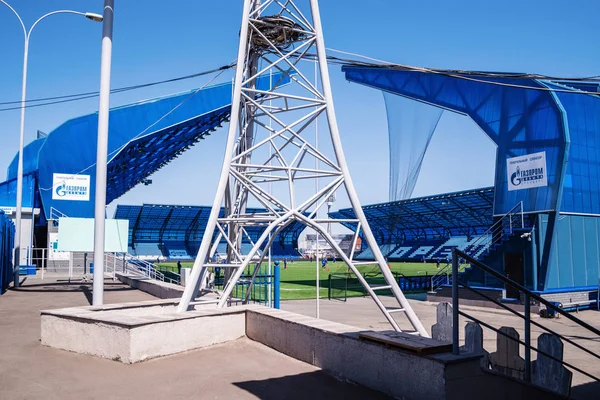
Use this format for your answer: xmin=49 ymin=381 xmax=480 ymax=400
xmin=314 ymin=57 xmax=320 ymax=319
xmin=92 ymin=0 xmax=114 ymax=306
xmin=0 ymin=1 xmax=103 ymax=287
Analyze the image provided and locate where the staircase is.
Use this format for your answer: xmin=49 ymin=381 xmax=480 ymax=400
xmin=109 ymin=253 xmax=179 ymax=284
xmin=429 ymin=202 xmax=531 ymax=293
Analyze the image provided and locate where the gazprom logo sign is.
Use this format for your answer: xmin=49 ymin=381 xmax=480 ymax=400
xmin=52 ymin=173 xmax=90 ymax=201
xmin=507 ymin=151 xmax=548 ymax=191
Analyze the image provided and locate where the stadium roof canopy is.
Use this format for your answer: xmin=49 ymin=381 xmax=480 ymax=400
xmin=114 ymin=203 xmax=306 ymax=251
xmin=331 ymin=187 xmax=494 ymax=243
xmin=0 ymin=73 xmax=286 ymax=221
xmin=343 ymin=66 xmax=600 ymax=217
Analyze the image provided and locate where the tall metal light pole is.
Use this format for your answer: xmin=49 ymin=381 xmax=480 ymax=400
xmin=0 ymin=1 xmax=102 ymax=288
xmin=92 ymin=0 xmax=114 ymax=306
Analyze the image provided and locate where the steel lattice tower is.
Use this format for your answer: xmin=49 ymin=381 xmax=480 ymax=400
xmin=177 ymin=0 xmax=427 ymax=336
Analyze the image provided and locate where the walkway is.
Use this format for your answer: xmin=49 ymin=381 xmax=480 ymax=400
xmin=0 ymin=275 xmax=389 ymax=400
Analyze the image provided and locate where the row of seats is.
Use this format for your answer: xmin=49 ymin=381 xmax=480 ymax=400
xmin=129 ymin=243 xmax=162 ymax=257
xmin=356 ymin=236 xmax=490 ymax=261
xmin=129 ymin=240 xmax=301 ymax=260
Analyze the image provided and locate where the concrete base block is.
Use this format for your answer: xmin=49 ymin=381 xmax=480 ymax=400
xmin=115 ymin=273 xmax=183 ymax=299
xmin=246 ymin=308 xmax=454 ymax=399
xmin=41 ymin=301 xmax=562 ymax=399
xmin=41 ymin=299 xmax=247 ymax=363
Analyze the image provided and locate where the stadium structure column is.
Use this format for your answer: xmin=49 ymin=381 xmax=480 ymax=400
xmin=177 ymin=0 xmax=427 ymax=336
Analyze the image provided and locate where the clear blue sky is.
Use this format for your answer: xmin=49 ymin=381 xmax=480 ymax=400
xmin=1 ymin=0 xmax=599 ymax=216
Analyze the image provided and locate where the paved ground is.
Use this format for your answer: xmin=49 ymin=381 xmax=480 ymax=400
xmin=282 ymin=295 xmax=600 ymax=398
xmin=0 ymin=275 xmax=390 ymax=400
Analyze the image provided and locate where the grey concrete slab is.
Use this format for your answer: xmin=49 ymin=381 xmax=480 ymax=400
xmin=0 ymin=276 xmax=389 ymax=400
xmin=281 ymin=296 xmax=600 ymax=396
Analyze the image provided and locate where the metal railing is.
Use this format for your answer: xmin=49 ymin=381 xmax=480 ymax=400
xmin=214 ymin=265 xmax=279 ymax=308
xmin=31 ymin=249 xmax=180 ymax=285
xmin=48 ymin=207 xmax=68 ymax=221
xmin=451 ymin=248 xmax=600 ymax=384
xmin=113 ymin=253 xmax=180 ymax=285
xmin=429 ymin=202 xmax=526 ymax=293
xmin=463 ymin=201 xmax=524 ymax=259
xmin=328 ymin=272 xmax=431 ymax=300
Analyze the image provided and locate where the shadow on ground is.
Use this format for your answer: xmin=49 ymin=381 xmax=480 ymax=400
xmin=571 ymin=380 xmax=600 ymax=399
xmin=8 ymin=281 xmax=136 ymax=305
xmin=233 ymin=370 xmax=391 ymax=400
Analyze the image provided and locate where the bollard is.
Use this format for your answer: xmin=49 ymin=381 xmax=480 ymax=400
xmin=274 ymin=265 xmax=280 ymax=309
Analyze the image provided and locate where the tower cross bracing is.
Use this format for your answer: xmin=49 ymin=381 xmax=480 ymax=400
xmin=177 ymin=0 xmax=427 ymax=336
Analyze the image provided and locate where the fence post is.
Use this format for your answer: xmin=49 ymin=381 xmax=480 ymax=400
xmin=328 ymin=273 xmax=331 ymax=300
xmin=41 ymin=248 xmax=45 ymax=280
xmin=274 ymin=264 xmax=280 ymax=309
xmin=524 ymin=292 xmax=531 ymax=382
xmin=520 ymin=201 xmax=524 ymax=229
xmin=452 ymin=250 xmax=459 ymax=355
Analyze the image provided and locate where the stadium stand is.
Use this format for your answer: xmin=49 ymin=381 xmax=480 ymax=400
xmin=331 ymin=187 xmax=497 ymax=261
xmin=114 ymin=204 xmax=305 ymax=260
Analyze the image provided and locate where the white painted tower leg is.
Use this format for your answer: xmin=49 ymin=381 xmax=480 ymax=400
xmin=177 ymin=0 xmax=427 ymax=337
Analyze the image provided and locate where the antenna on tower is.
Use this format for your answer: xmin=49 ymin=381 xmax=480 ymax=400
xmin=177 ymin=0 xmax=427 ymax=336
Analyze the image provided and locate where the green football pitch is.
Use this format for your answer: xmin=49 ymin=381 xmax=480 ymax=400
xmin=157 ymin=260 xmax=448 ymax=301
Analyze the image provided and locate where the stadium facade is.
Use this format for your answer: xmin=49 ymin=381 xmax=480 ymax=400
xmin=0 ymin=74 xmax=287 ymax=264
xmin=2 ymin=62 xmax=599 ymax=302
xmin=340 ymin=66 xmax=600 ymax=302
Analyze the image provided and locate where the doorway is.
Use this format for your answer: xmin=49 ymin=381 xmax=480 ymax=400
xmin=504 ymin=252 xmax=524 ymax=299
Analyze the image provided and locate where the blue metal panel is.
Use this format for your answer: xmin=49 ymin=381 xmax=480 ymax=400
xmin=543 ymin=214 xmax=600 ymax=289
xmin=569 ymin=216 xmax=587 ymax=286
xmin=547 ymin=83 xmax=600 ymax=214
xmin=6 ymin=137 xmax=46 ymax=181
xmin=36 ymin=83 xmax=234 ymax=219
xmin=583 ymin=218 xmax=599 ymax=286
xmin=0 ymin=211 xmax=15 ymax=293
xmin=1 ymin=73 xmax=288 ymax=220
xmin=342 ymin=66 xmax=567 ymax=216
xmin=555 ymin=216 xmax=574 ymax=288
xmin=0 ymin=174 xmax=36 ymax=208
xmin=545 ymin=229 xmax=560 ymax=290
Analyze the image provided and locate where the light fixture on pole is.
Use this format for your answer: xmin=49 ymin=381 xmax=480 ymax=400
xmin=326 ymin=193 xmax=335 ymax=235
xmin=0 ymin=1 xmax=102 ymax=288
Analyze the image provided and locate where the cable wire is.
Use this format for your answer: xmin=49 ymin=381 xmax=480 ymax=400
xmin=2 ymin=50 xmax=598 ymax=113
xmin=0 ymin=63 xmax=235 ymax=111
xmin=323 ymin=48 xmax=600 ymax=95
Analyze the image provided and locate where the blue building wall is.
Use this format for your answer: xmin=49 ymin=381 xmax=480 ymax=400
xmin=548 ymin=83 xmax=600 ymax=214
xmin=537 ymin=214 xmax=600 ymax=290
xmin=342 ymin=66 xmax=600 ymax=294
xmin=342 ymin=67 xmax=568 ymax=216
xmin=6 ymin=137 xmax=46 ymax=180
xmin=0 ymin=210 xmax=15 ymax=293
xmin=0 ymin=74 xmax=286 ymax=221
xmin=0 ymin=174 xmax=37 ymax=209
